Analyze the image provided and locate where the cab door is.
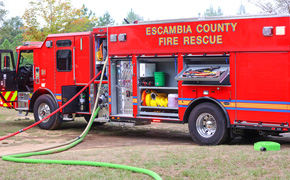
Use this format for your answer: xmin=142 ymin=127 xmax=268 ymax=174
xmin=0 ymin=50 xmax=16 ymax=91
xmin=54 ymin=37 xmax=75 ymax=93
xmin=0 ymin=50 xmax=17 ymax=107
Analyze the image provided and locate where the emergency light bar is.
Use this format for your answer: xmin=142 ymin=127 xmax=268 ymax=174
xmin=23 ymin=41 xmax=43 ymax=46
xmin=263 ymin=26 xmax=286 ymax=36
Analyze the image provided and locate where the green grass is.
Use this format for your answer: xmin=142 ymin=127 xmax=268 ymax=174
xmin=1 ymin=108 xmax=290 ymax=179
xmin=2 ymin=145 xmax=290 ymax=179
xmin=0 ymin=118 xmax=38 ymax=136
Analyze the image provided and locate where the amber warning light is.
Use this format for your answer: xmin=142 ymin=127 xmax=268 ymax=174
xmin=263 ymin=26 xmax=273 ymax=37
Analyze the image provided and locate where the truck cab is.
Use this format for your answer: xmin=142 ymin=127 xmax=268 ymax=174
xmin=0 ymin=42 xmax=55 ymax=125
xmin=0 ymin=32 xmax=109 ymax=130
xmin=0 ymin=45 xmax=37 ymax=108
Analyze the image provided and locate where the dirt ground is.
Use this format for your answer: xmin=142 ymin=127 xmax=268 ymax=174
xmin=0 ymin=108 xmax=193 ymax=156
xmin=1 ymin=108 xmax=290 ymax=157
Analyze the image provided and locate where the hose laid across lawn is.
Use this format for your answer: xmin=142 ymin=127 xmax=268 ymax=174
xmin=1 ymin=56 xmax=162 ymax=180
xmin=2 ymin=107 xmax=162 ymax=180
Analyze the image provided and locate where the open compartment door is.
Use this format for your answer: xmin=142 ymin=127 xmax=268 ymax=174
xmin=175 ymin=65 xmax=229 ymax=83
xmin=175 ymin=55 xmax=230 ymax=85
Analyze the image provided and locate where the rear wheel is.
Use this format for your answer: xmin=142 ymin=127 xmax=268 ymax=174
xmin=188 ymin=102 xmax=229 ymax=145
xmin=33 ymin=94 xmax=62 ymax=130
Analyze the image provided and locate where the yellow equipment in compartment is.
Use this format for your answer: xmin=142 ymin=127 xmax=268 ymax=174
xmin=97 ymin=43 xmax=103 ymax=61
xmin=141 ymin=90 xmax=168 ymax=107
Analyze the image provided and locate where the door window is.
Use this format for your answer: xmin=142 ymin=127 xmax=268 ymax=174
xmin=1 ymin=52 xmax=14 ymax=72
xmin=56 ymin=40 xmax=72 ymax=47
xmin=19 ymin=50 xmax=33 ymax=69
xmin=57 ymin=50 xmax=72 ymax=71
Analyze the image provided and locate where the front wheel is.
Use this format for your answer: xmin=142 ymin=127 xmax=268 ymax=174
xmin=33 ymin=94 xmax=62 ymax=130
xmin=188 ymin=102 xmax=229 ymax=145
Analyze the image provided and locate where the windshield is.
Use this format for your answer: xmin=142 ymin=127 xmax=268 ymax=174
xmin=19 ymin=50 xmax=33 ymax=68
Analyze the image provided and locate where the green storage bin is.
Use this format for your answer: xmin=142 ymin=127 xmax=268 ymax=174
xmin=154 ymin=72 xmax=165 ymax=86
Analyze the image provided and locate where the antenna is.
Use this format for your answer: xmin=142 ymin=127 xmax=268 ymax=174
xmin=124 ymin=18 xmax=130 ymax=24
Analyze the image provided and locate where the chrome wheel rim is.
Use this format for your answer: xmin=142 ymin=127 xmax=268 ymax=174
xmin=196 ymin=113 xmax=216 ymax=138
xmin=38 ymin=103 xmax=51 ymax=122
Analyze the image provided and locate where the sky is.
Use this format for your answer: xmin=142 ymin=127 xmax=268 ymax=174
xmin=4 ymin=0 xmax=261 ymax=24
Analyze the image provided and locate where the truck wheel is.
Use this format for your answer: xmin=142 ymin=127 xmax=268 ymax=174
xmin=188 ymin=102 xmax=229 ymax=145
xmin=33 ymin=94 xmax=62 ymax=130
xmin=84 ymin=115 xmax=106 ymax=126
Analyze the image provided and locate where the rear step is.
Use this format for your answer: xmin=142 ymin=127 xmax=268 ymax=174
xmin=17 ymin=110 xmax=29 ymax=116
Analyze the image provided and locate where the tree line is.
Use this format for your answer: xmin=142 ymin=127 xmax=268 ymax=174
xmin=0 ymin=0 xmax=288 ymax=53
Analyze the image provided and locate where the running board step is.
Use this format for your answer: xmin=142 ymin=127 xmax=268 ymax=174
xmin=110 ymin=120 xmax=151 ymax=127
xmin=62 ymin=114 xmax=75 ymax=121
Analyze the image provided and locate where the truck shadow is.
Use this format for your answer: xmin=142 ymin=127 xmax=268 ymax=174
xmin=7 ymin=116 xmax=288 ymax=147
xmin=60 ymin=120 xmax=290 ymax=147
xmin=61 ymin=121 xmax=194 ymax=146
xmin=229 ymin=134 xmax=290 ymax=146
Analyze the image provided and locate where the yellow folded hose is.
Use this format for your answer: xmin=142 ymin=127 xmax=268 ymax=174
xmin=144 ymin=90 xmax=168 ymax=107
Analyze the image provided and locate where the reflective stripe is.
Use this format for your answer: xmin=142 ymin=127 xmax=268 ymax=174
xmin=1 ymin=91 xmax=18 ymax=102
xmin=4 ymin=91 xmax=10 ymax=99
xmin=7 ymin=92 xmax=14 ymax=101
xmin=2 ymin=103 xmax=12 ymax=107
xmin=10 ymin=91 xmax=17 ymax=101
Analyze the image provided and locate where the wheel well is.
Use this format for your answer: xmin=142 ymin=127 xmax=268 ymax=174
xmin=183 ymin=97 xmax=230 ymax=128
xmin=29 ymin=89 xmax=58 ymax=112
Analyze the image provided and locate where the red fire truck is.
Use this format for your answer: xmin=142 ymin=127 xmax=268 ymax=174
xmin=0 ymin=15 xmax=289 ymax=145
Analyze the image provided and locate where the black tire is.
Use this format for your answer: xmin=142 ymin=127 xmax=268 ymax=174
xmin=188 ymin=102 xmax=229 ymax=145
xmin=33 ymin=94 xmax=62 ymax=130
xmin=84 ymin=115 xmax=106 ymax=126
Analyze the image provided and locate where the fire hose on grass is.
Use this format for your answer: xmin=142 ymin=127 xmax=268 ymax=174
xmin=0 ymin=57 xmax=162 ymax=180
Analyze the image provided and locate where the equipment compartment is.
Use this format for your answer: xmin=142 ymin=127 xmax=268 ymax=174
xmin=139 ymin=87 xmax=179 ymax=118
xmin=176 ymin=55 xmax=230 ymax=85
xmin=137 ymin=56 xmax=178 ymax=87
xmin=137 ymin=56 xmax=179 ymax=119
xmin=175 ymin=65 xmax=229 ymax=83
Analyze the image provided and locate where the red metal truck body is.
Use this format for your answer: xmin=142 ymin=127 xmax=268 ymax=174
xmin=103 ymin=16 xmax=290 ymax=129
xmin=0 ymin=15 xmax=289 ymax=144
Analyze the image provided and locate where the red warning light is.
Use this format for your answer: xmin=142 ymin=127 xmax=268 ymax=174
xmin=152 ymin=119 xmax=161 ymax=123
